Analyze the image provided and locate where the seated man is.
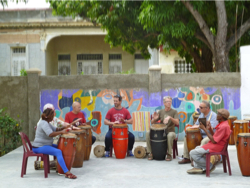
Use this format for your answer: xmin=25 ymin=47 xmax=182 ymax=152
xmin=187 ymin=109 xmax=231 ymax=174
xmin=178 ymin=101 xmax=218 ymax=164
xmin=147 ymin=96 xmax=179 ymax=161
xmin=104 ymin=95 xmax=134 ymax=157
xmin=65 ymin=101 xmax=96 ymax=145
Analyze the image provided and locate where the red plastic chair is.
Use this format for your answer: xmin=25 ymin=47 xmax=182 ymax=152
xmin=205 ymin=130 xmax=232 ymax=177
xmin=19 ymin=132 xmax=50 ymax=178
xmin=172 ymin=124 xmax=179 ymax=159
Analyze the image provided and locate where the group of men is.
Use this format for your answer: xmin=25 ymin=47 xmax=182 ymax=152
xmin=41 ymin=95 xmax=231 ymax=175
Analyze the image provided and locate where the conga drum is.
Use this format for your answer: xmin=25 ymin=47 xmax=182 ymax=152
xmin=150 ymin=124 xmax=168 ymax=160
xmin=94 ymin=145 xmax=105 ymax=158
xmin=193 ymin=113 xmax=200 ymax=124
xmin=237 ymin=133 xmax=250 ymax=176
xmin=186 ymin=128 xmax=202 ymax=153
xmin=69 ymin=129 xmax=86 ymax=168
xmin=57 ymin=133 xmax=77 ymax=174
xmin=34 ymin=160 xmax=57 ymax=170
xmin=112 ymin=124 xmax=129 ymax=159
xmin=79 ymin=125 xmax=92 ymax=160
xmin=228 ymin=116 xmax=237 ymax=145
xmin=243 ymin=118 xmax=250 ymax=133
xmin=134 ymin=146 xmax=147 ymax=159
xmin=234 ymin=120 xmax=249 ymax=144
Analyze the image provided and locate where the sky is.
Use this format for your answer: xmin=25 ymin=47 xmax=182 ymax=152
xmin=0 ymin=0 xmax=50 ymax=10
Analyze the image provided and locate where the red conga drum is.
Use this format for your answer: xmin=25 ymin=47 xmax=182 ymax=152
xmin=112 ymin=124 xmax=128 ymax=159
xmin=57 ymin=133 xmax=77 ymax=174
xmin=79 ymin=125 xmax=92 ymax=161
xmin=237 ymin=133 xmax=250 ymax=176
xmin=69 ymin=129 xmax=86 ymax=168
xmin=234 ymin=120 xmax=249 ymax=144
xmin=243 ymin=118 xmax=250 ymax=133
xmin=186 ymin=128 xmax=202 ymax=153
xmin=228 ymin=116 xmax=237 ymax=145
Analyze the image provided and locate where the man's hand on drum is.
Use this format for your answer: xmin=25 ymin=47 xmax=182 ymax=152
xmin=190 ymin=125 xmax=199 ymax=129
xmin=163 ymin=116 xmax=170 ymax=124
xmin=120 ymin=118 xmax=126 ymax=123
xmin=72 ymin=126 xmax=80 ymax=130
xmin=113 ymin=121 xmax=120 ymax=125
xmin=152 ymin=112 xmax=159 ymax=121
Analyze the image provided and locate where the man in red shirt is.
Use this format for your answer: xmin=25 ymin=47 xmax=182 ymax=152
xmin=65 ymin=101 xmax=96 ymax=144
xmin=187 ymin=109 xmax=231 ymax=174
xmin=104 ymin=95 xmax=134 ymax=157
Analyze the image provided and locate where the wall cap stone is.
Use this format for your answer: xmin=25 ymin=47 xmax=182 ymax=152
xmin=149 ymin=65 xmax=162 ymax=71
xmin=26 ymin=68 xmax=42 ymax=75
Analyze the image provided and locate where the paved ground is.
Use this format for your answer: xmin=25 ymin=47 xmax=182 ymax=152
xmin=0 ymin=141 xmax=249 ymax=188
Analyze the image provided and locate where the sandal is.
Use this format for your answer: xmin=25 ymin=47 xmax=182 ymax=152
xmin=65 ymin=173 xmax=77 ymax=179
xmin=147 ymin=153 xmax=153 ymax=160
xmin=165 ymin=154 xmax=172 ymax=161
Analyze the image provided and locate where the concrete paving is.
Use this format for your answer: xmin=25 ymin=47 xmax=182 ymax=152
xmin=0 ymin=141 xmax=249 ymax=188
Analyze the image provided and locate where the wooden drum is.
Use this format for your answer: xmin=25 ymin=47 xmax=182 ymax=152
xmin=186 ymin=128 xmax=202 ymax=153
xmin=57 ymin=133 xmax=77 ymax=174
xmin=244 ymin=118 xmax=250 ymax=133
xmin=79 ymin=125 xmax=92 ymax=161
xmin=94 ymin=145 xmax=105 ymax=158
xmin=112 ymin=124 xmax=129 ymax=159
xmin=228 ymin=116 xmax=237 ymax=145
xmin=69 ymin=129 xmax=86 ymax=168
xmin=134 ymin=146 xmax=147 ymax=159
xmin=237 ymin=133 xmax=250 ymax=176
xmin=192 ymin=113 xmax=200 ymax=124
xmin=150 ymin=124 xmax=168 ymax=160
xmin=234 ymin=120 xmax=249 ymax=144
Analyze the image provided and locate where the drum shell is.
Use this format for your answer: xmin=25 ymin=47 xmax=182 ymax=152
xmin=234 ymin=121 xmax=249 ymax=144
xmin=57 ymin=135 xmax=76 ymax=174
xmin=150 ymin=128 xmax=167 ymax=160
xmin=186 ymin=128 xmax=202 ymax=153
xmin=70 ymin=130 xmax=85 ymax=168
xmin=237 ymin=134 xmax=250 ymax=176
xmin=78 ymin=126 xmax=93 ymax=161
xmin=112 ymin=125 xmax=128 ymax=159
xmin=134 ymin=146 xmax=147 ymax=159
xmin=228 ymin=116 xmax=237 ymax=145
xmin=244 ymin=118 xmax=250 ymax=133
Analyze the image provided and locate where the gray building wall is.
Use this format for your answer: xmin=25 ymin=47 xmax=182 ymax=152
xmin=0 ymin=44 xmax=11 ymax=76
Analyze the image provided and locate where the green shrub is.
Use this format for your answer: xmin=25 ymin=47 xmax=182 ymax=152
xmin=0 ymin=108 xmax=22 ymax=157
xmin=118 ymin=68 xmax=136 ymax=74
xmin=20 ymin=69 xmax=27 ymax=76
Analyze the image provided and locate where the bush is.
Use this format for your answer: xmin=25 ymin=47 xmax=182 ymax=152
xmin=0 ymin=108 xmax=22 ymax=157
xmin=20 ymin=69 xmax=27 ymax=76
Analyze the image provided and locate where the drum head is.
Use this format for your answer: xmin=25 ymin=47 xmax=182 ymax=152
xmin=238 ymin=133 xmax=250 ymax=137
xmin=134 ymin=146 xmax=146 ymax=159
xmin=234 ymin=120 xmax=248 ymax=124
xmin=60 ymin=133 xmax=77 ymax=138
xmin=229 ymin=116 xmax=237 ymax=119
xmin=113 ymin=124 xmax=128 ymax=128
xmin=69 ymin=129 xmax=85 ymax=134
xmin=151 ymin=124 xmax=167 ymax=130
xmin=78 ymin=125 xmax=92 ymax=129
xmin=186 ymin=128 xmax=200 ymax=132
xmin=94 ymin=145 xmax=105 ymax=158
xmin=244 ymin=118 xmax=250 ymax=121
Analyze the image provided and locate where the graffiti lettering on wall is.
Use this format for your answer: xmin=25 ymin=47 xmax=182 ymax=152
xmin=40 ymin=87 xmax=241 ymax=140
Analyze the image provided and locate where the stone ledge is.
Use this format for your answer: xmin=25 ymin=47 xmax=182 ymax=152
xmin=26 ymin=68 xmax=42 ymax=75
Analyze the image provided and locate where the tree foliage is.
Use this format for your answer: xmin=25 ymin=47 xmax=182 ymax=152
xmin=1 ymin=0 xmax=27 ymax=8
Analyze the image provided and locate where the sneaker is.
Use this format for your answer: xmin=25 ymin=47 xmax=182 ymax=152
xmin=128 ymin=150 xmax=134 ymax=157
xmin=104 ymin=151 xmax=110 ymax=158
xmin=187 ymin=168 xmax=203 ymax=174
xmin=178 ymin=158 xmax=191 ymax=164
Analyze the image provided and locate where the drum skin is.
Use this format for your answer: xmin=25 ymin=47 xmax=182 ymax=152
xmin=112 ymin=124 xmax=128 ymax=159
xmin=134 ymin=146 xmax=147 ymax=159
xmin=234 ymin=120 xmax=249 ymax=144
xmin=79 ymin=125 xmax=92 ymax=161
xmin=237 ymin=133 xmax=250 ymax=176
xmin=186 ymin=128 xmax=202 ymax=153
xmin=150 ymin=124 xmax=168 ymax=160
xmin=57 ymin=133 xmax=76 ymax=174
xmin=228 ymin=116 xmax=237 ymax=145
xmin=69 ymin=129 xmax=86 ymax=168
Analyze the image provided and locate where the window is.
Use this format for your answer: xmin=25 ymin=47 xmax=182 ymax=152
xmin=11 ymin=47 xmax=27 ymax=76
xmin=174 ymin=60 xmax=192 ymax=73
xmin=58 ymin=54 xmax=71 ymax=75
xmin=134 ymin=54 xmax=149 ymax=74
xmin=109 ymin=54 xmax=122 ymax=74
xmin=77 ymin=54 xmax=103 ymax=75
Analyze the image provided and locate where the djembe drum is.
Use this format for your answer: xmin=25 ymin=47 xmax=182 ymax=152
xmin=134 ymin=146 xmax=148 ymax=159
xmin=79 ymin=125 xmax=92 ymax=161
xmin=57 ymin=133 xmax=77 ymax=174
xmin=94 ymin=145 xmax=105 ymax=158
xmin=237 ymin=133 xmax=250 ymax=176
xmin=228 ymin=116 xmax=237 ymax=145
xmin=150 ymin=124 xmax=168 ymax=160
xmin=112 ymin=124 xmax=129 ymax=159
xmin=186 ymin=128 xmax=202 ymax=153
xmin=69 ymin=129 xmax=86 ymax=168
xmin=234 ymin=120 xmax=249 ymax=144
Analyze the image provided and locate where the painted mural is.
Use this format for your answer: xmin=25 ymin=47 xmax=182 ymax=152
xmin=40 ymin=87 xmax=241 ymax=140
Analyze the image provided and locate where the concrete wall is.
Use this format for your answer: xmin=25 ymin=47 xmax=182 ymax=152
xmin=0 ymin=44 xmax=11 ymax=76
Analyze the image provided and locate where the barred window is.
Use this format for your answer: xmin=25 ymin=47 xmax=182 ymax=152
xmin=13 ymin=47 xmax=26 ymax=54
xmin=134 ymin=54 xmax=145 ymax=59
xmin=109 ymin=54 xmax=122 ymax=60
xmin=77 ymin=54 xmax=103 ymax=60
xmin=58 ymin=54 xmax=70 ymax=61
xmin=174 ymin=60 xmax=192 ymax=73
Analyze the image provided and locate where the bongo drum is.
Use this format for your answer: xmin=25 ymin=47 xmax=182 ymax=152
xmin=34 ymin=160 xmax=57 ymax=170
xmin=186 ymin=128 xmax=202 ymax=153
xmin=79 ymin=125 xmax=92 ymax=160
xmin=233 ymin=120 xmax=249 ymax=144
xmin=150 ymin=124 xmax=168 ymax=160
xmin=69 ymin=129 xmax=86 ymax=168
xmin=237 ymin=133 xmax=250 ymax=176
xmin=228 ymin=116 xmax=237 ymax=145
xmin=57 ymin=133 xmax=77 ymax=174
xmin=134 ymin=146 xmax=147 ymax=159
xmin=112 ymin=124 xmax=129 ymax=159
xmin=94 ymin=145 xmax=105 ymax=158
xmin=243 ymin=118 xmax=250 ymax=133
